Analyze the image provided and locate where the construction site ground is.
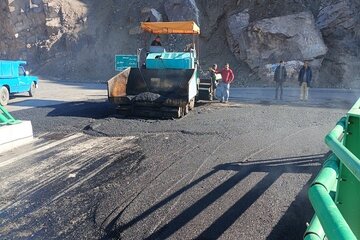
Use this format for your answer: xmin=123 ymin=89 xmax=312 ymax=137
xmin=1 ymin=79 xmax=358 ymax=239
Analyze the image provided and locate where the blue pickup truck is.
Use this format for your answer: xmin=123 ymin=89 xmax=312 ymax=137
xmin=0 ymin=60 xmax=39 ymax=105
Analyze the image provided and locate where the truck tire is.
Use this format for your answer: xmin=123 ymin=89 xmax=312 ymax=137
xmin=0 ymin=86 xmax=9 ymax=106
xmin=29 ymin=82 xmax=36 ymax=97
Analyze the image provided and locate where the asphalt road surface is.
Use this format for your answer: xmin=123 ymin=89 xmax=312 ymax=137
xmin=1 ymin=80 xmax=358 ymax=239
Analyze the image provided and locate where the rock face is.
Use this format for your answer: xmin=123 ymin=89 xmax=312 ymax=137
xmin=163 ymin=0 xmax=200 ymax=52
xmin=164 ymin=0 xmax=199 ymax=24
xmin=0 ymin=0 xmax=87 ymax=72
xmin=141 ymin=8 xmax=163 ymax=22
xmin=226 ymin=11 xmax=328 ymax=83
xmin=0 ymin=0 xmax=359 ymax=87
xmin=0 ymin=0 xmax=47 ymax=60
xmin=316 ymin=0 xmax=360 ymax=87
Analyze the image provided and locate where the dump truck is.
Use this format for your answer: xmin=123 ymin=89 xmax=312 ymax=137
xmin=107 ymin=21 xmax=213 ymax=118
xmin=0 ymin=60 xmax=39 ymax=106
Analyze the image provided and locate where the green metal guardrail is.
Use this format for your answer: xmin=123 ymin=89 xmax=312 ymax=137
xmin=304 ymin=98 xmax=360 ymax=240
xmin=0 ymin=106 xmax=21 ymax=125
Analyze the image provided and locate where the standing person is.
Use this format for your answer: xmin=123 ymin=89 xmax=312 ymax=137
xmin=151 ymin=36 xmax=162 ymax=46
xmin=209 ymin=64 xmax=221 ymax=99
xmin=274 ymin=60 xmax=287 ymax=100
xmin=209 ymin=64 xmax=219 ymax=86
xmin=209 ymin=64 xmax=218 ymax=81
xmin=218 ymin=63 xmax=235 ymax=103
xmin=298 ymin=61 xmax=312 ymax=101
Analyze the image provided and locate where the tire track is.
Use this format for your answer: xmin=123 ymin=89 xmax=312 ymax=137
xmin=100 ymin=134 xmax=207 ymax=231
xmin=146 ymin=126 xmax=315 ymax=236
xmin=0 ymin=135 xmax=137 ymax=213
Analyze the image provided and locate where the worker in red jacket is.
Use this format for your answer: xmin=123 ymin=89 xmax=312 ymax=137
xmin=217 ymin=63 xmax=235 ymax=103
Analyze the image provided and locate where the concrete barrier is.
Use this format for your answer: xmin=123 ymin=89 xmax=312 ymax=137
xmin=0 ymin=121 xmax=33 ymax=154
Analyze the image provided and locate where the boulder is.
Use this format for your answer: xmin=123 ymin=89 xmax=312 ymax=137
xmin=226 ymin=11 xmax=327 ymax=83
xmin=150 ymin=9 xmax=162 ymax=22
xmin=141 ymin=7 xmax=162 ymax=22
xmin=164 ymin=0 xmax=199 ymax=24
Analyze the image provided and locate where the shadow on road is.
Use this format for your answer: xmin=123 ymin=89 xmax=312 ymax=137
xmin=104 ymin=154 xmax=326 ymax=239
xmin=9 ymin=100 xmax=115 ymax=120
xmin=46 ymin=101 xmax=116 ymax=119
xmin=9 ymin=99 xmax=66 ymax=107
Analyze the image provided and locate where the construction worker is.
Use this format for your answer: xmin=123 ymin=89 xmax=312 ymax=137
xmin=151 ymin=36 xmax=162 ymax=46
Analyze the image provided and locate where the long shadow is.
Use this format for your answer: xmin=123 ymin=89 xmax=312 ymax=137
xmin=266 ymin=176 xmax=314 ymax=240
xmin=8 ymin=98 xmax=66 ymax=107
xmin=10 ymin=100 xmax=116 ymax=119
xmin=196 ymin=172 xmax=278 ymax=240
xmin=105 ymin=154 xmax=325 ymax=239
xmin=266 ymin=152 xmax=332 ymax=240
xmin=103 ymin=169 xmax=219 ymax=239
xmin=46 ymin=101 xmax=114 ymax=119
xmin=145 ymin=167 xmax=255 ymax=240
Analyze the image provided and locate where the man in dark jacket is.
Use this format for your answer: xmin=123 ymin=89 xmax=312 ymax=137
xmin=298 ymin=61 xmax=312 ymax=101
xmin=151 ymin=36 xmax=162 ymax=46
xmin=274 ymin=60 xmax=287 ymax=100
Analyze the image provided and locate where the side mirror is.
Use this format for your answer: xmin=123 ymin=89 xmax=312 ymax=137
xmin=25 ymin=71 xmax=29 ymax=76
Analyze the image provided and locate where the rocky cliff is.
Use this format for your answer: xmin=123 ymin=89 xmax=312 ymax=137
xmin=1 ymin=0 xmax=359 ymax=87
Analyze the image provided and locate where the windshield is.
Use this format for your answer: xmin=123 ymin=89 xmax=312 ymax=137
xmin=18 ymin=66 xmax=26 ymax=76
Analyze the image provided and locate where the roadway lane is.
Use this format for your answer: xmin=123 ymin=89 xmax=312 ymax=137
xmin=0 ymin=80 xmax=358 ymax=239
xmin=230 ymin=87 xmax=360 ymax=109
xmin=6 ymin=79 xmax=113 ymax=134
xmin=6 ymin=79 xmax=107 ymax=112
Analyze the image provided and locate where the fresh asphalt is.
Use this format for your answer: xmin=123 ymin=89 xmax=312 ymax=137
xmin=0 ymin=80 xmax=357 ymax=239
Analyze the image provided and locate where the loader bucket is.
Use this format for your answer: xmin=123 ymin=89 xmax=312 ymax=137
xmin=108 ymin=67 xmax=196 ymax=104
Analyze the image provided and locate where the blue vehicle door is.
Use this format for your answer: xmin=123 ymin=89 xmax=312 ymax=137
xmin=0 ymin=61 xmax=19 ymax=93
xmin=17 ymin=65 xmax=30 ymax=93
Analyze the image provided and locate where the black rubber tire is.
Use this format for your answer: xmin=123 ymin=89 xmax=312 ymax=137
xmin=0 ymin=86 xmax=9 ymax=106
xmin=29 ymin=82 xmax=36 ymax=97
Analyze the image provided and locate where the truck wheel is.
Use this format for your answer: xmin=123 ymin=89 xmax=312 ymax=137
xmin=29 ymin=82 xmax=36 ymax=97
xmin=0 ymin=86 xmax=9 ymax=106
